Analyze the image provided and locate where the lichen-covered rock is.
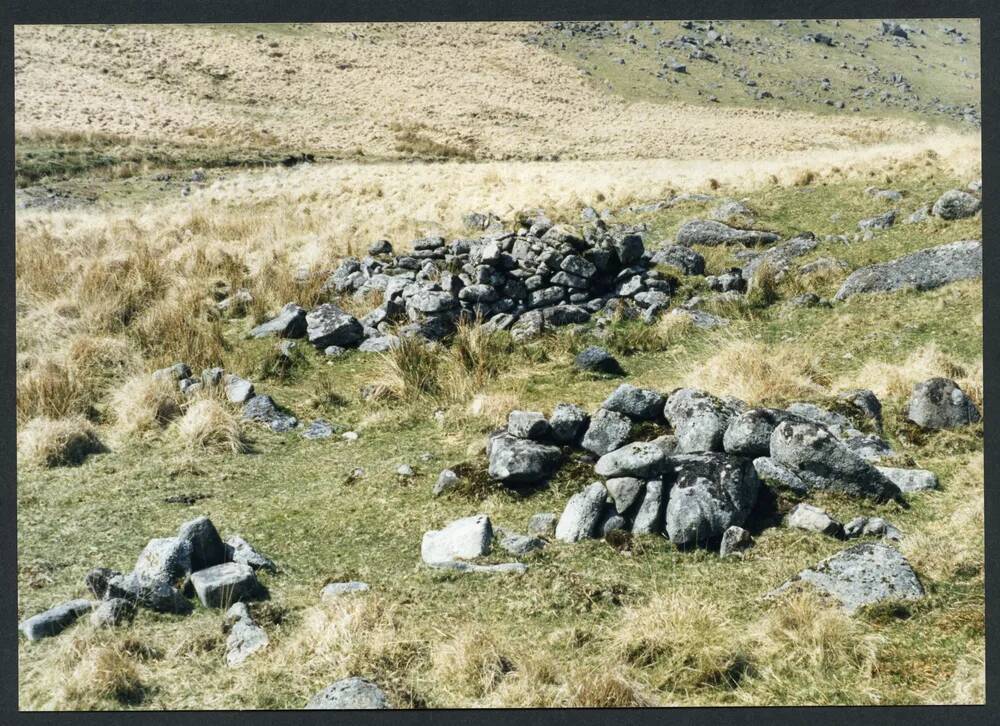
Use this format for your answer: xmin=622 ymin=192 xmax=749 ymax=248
xmin=249 ymin=303 xmax=307 ymax=339
xmin=723 ymin=408 xmax=804 ymax=458
xmin=875 ymin=466 xmax=939 ymax=493
xmin=581 ymin=408 xmax=633 ymax=456
xmin=931 ymin=189 xmax=981 ymax=220
xmin=555 ymin=482 xmax=608 ymax=543
xmin=305 ymin=303 xmax=364 ymax=349
xmin=421 ymin=515 xmax=492 ymax=564
xmin=574 ymin=346 xmax=625 ymax=375
xmin=834 ymin=240 xmax=982 ymax=301
xmin=19 ymin=600 xmax=94 ymax=641
xmin=487 ymin=434 xmax=562 ymax=484
xmin=133 ymin=537 xmax=192 ymax=587
xmin=528 ymin=512 xmax=558 ymax=538
xmin=90 ymin=597 xmax=136 ymax=628
xmin=225 ymin=535 xmax=277 ymax=573
xmin=605 ymin=477 xmax=644 ymax=514
xmin=594 ymin=441 xmax=668 ymax=478
xmin=752 ymin=456 xmax=809 ymax=495
xmin=507 ymin=411 xmax=550 ymax=440
xmin=663 ymin=453 xmax=760 ymax=545
xmin=719 ymin=526 xmax=753 ymax=558
xmin=306 ymin=677 xmax=390 ymax=709
xmin=650 ymin=244 xmax=705 ymax=275
xmin=225 ymin=603 xmax=269 ymax=667
xmin=320 ymin=581 xmax=370 ymax=599
xmin=601 ymin=384 xmax=665 ymax=420
xmin=177 ymin=516 xmax=226 ymax=572
xmin=772 ymin=543 xmax=924 ymax=613
xmin=548 ymin=403 xmax=589 ymax=444
xmin=786 ymin=503 xmax=843 ymax=537
xmin=630 ymin=480 xmax=665 ymax=534
xmin=664 ymin=388 xmax=736 ymax=453
xmin=676 ymin=219 xmax=780 ymax=247
xmin=243 ymin=394 xmax=298 ymax=432
xmin=769 ymin=421 xmax=901 ymax=501
xmin=190 ymin=562 xmax=260 ymax=608
xmin=906 ymin=377 xmax=981 ymax=430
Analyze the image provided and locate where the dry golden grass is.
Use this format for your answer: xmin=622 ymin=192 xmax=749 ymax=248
xmin=18 ymin=415 xmax=105 ymax=468
xmin=175 ymin=399 xmax=248 ymax=454
xmin=16 ymin=360 xmax=90 ymax=423
xmin=835 ymin=344 xmax=982 ymax=406
xmin=682 ymin=335 xmax=828 ymax=405
xmin=428 ymin=625 xmax=513 ymax=699
xmin=110 ymin=375 xmax=184 ymax=439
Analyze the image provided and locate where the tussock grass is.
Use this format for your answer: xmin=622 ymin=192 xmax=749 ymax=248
xmin=110 ymin=375 xmax=184 ymax=439
xmin=18 ymin=415 xmax=105 ymax=468
xmin=836 ymin=344 xmax=982 ymax=406
xmin=429 ymin=625 xmax=513 ymax=699
xmin=16 ymin=360 xmax=91 ymax=423
xmin=175 ymin=399 xmax=248 ymax=454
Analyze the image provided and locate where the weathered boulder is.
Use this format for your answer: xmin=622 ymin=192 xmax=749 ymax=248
xmin=306 ymin=304 xmax=364 ymax=349
xmin=752 ymin=456 xmax=809 ymax=494
xmin=724 ymin=408 xmax=804 ymax=458
xmin=786 ymin=503 xmax=843 ymax=537
xmin=225 ymin=603 xmax=268 ymax=667
xmin=906 ymin=377 xmax=980 ymax=429
xmin=249 ymin=303 xmax=307 ymax=339
xmin=19 ymin=600 xmax=94 ymax=641
xmin=664 ymin=388 xmax=737 ymax=453
xmin=663 ymin=453 xmax=761 ymax=545
xmin=834 ymin=240 xmax=982 ymax=301
xmin=631 ymin=480 xmax=665 ymax=534
xmin=742 ymin=235 xmax=818 ymax=280
xmin=320 ymin=581 xmax=370 ymax=599
xmin=581 ymin=409 xmax=633 ymax=456
xmin=507 ymin=411 xmax=550 ymax=440
xmin=651 ymin=245 xmax=706 ymax=275
xmin=433 ymin=469 xmax=460 ymax=497
xmin=555 ymin=482 xmax=608 ymax=542
xmin=242 ymin=394 xmax=298 ymax=433
xmin=931 ymin=189 xmax=981 ymax=220
xmin=601 ymin=384 xmax=665 ymax=420
xmin=301 ymin=419 xmax=335 ymax=440
xmin=133 ymin=537 xmax=192 ymax=587
xmin=306 ymin=677 xmax=390 ymax=709
xmin=719 ymin=526 xmax=753 ymax=558
xmin=225 ymin=535 xmax=277 ymax=573
xmin=676 ymin=219 xmax=779 ymax=247
xmin=90 ymin=597 xmax=135 ymax=628
xmin=858 ymin=210 xmax=896 ymax=231
xmin=527 ymin=512 xmax=558 ymax=538
xmin=177 ymin=516 xmax=226 ymax=572
xmin=595 ymin=441 xmax=668 ymax=478
xmin=838 ymin=388 xmax=884 ymax=433
xmin=574 ymin=346 xmax=625 ymax=375
xmin=769 ymin=421 xmax=902 ymax=501
xmin=875 ymin=466 xmax=939 ymax=493
xmin=548 ymin=403 xmax=589 ymax=444
xmin=106 ymin=573 xmax=192 ymax=614
xmin=487 ymin=434 xmax=562 ymax=484
xmin=190 ymin=562 xmax=260 ymax=608
xmin=772 ymin=543 xmax=924 ymax=613
xmin=421 ymin=515 xmax=492 ymax=564
xmin=224 ymin=375 xmax=255 ymax=404
xmin=605 ymin=477 xmax=644 ymax=513
xmin=496 ymin=529 xmax=545 ymax=556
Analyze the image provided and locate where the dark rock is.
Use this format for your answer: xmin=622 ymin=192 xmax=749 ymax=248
xmin=249 ymin=303 xmax=307 ymax=339
xmin=581 ymin=408 xmax=633 ymax=456
xmin=487 ymin=433 xmax=562 ymax=484
xmin=177 ymin=516 xmax=226 ymax=572
xmin=574 ymin=346 xmax=624 ymax=375
xmin=306 ymin=304 xmax=364 ymax=349
xmin=664 ymin=453 xmax=761 ymax=545
xmin=906 ymin=377 xmax=980 ymax=429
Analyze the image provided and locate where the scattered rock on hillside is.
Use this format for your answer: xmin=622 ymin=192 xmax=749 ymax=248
xmin=243 ymin=394 xmax=298 ymax=432
xmin=663 ymin=453 xmax=760 ymax=546
xmin=906 ymin=377 xmax=981 ymax=429
xmin=507 ymin=411 xmax=551 ymax=439
xmin=433 ymin=468 xmax=460 ymax=496
xmin=301 ymin=419 xmax=335 ymax=440
xmin=786 ymin=503 xmax=843 ymax=537
xmin=177 ymin=516 xmax=227 ymax=572
xmin=574 ymin=346 xmax=625 ymax=375
xmin=719 ymin=525 xmax=753 ymax=558
xmin=225 ymin=602 xmax=269 ymax=667
xmin=858 ymin=210 xmax=896 ymax=231
xmin=932 ymin=189 xmax=981 ymax=220
xmin=225 ymin=535 xmax=277 ymax=573
xmin=306 ymin=304 xmax=365 ymax=349
xmin=771 ymin=543 xmax=924 ymax=613
xmin=190 ymin=562 xmax=261 ymax=608
xmin=528 ymin=512 xmax=558 ymax=538
xmin=497 ymin=529 xmax=545 ymax=556
xmin=306 ymin=677 xmax=391 ymax=709
xmin=90 ymin=597 xmax=135 ymax=628
xmin=321 ymin=581 xmax=370 ymax=599
xmin=838 ymin=388 xmax=884 ymax=433
xmin=650 ymin=245 xmax=706 ymax=275
xmin=875 ymin=466 xmax=939 ymax=493
xmin=133 ymin=537 xmax=193 ymax=586
xmin=675 ymin=219 xmax=780 ymax=247
xmin=249 ymin=303 xmax=307 ymax=339
xmin=19 ymin=600 xmax=95 ymax=641
xmin=769 ymin=420 xmax=901 ymax=501
xmin=741 ymin=234 xmax=818 ymax=280
xmin=421 ymin=515 xmax=493 ymax=564
xmin=668 ymin=308 xmax=729 ymax=329
xmin=834 ymin=240 xmax=982 ymax=300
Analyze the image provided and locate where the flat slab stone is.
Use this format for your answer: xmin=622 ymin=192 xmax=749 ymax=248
xmin=772 ymin=543 xmax=924 ymax=613
xmin=19 ymin=599 xmax=94 ymax=641
xmin=834 ymin=240 xmax=981 ymax=301
xmin=426 ymin=561 xmax=528 ymax=575
xmin=190 ymin=562 xmax=260 ymax=608
xmin=875 ymin=466 xmax=939 ymax=493
xmin=421 ymin=515 xmax=492 ymax=564
xmin=321 ymin=581 xmax=370 ymax=600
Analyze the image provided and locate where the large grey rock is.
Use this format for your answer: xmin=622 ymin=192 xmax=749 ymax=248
xmin=651 ymin=245 xmax=706 ymax=275
xmin=555 ymin=482 xmax=609 ymax=542
xmin=723 ymin=408 xmax=803 ymax=458
xmin=190 ymin=562 xmax=260 ymax=608
xmin=875 ymin=466 xmax=939 ymax=493
xmin=497 ymin=529 xmax=545 ymax=556
xmin=421 ymin=515 xmax=492 ymax=564
xmin=838 ymin=388 xmax=884 ymax=433
xmin=224 ymin=375 xmax=255 ymax=404
xmin=249 ymin=303 xmax=307 ymax=339
xmin=133 ymin=537 xmax=192 ymax=587
xmin=19 ymin=599 xmax=94 ymax=641
xmin=834 ymin=240 xmax=982 ymax=300
xmin=549 ymin=403 xmax=589 ymax=444
xmin=574 ymin=346 xmax=624 ymax=375
xmin=225 ymin=535 xmax=277 ymax=573
xmin=773 ymin=543 xmax=924 ymax=613
xmin=631 ymin=480 xmax=665 ymax=534
xmin=719 ymin=526 xmax=753 ymax=558
xmin=595 ymin=441 xmax=668 ymax=478
xmin=106 ymin=573 xmax=193 ymax=614
xmin=177 ymin=516 xmax=226 ymax=572
xmin=306 ymin=677 xmax=390 ymax=709
xmin=752 ymin=456 xmax=809 ymax=495
xmin=507 ymin=411 xmax=550 ymax=440
xmin=153 ymin=362 xmax=192 ymax=382
xmin=581 ymin=409 xmax=633 ymax=456
xmin=306 ymin=304 xmax=364 ymax=349
xmin=225 ymin=603 xmax=269 ymax=666
xmin=487 ymin=434 xmax=562 ymax=484
xmin=663 ymin=453 xmax=761 ymax=545
xmin=786 ymin=503 xmax=843 ymax=537
xmin=769 ymin=421 xmax=902 ymax=501
xmin=664 ymin=388 xmax=736 ymax=453
xmin=675 ymin=219 xmax=779 ymax=247
xmin=931 ymin=189 xmax=981 ymax=220
xmin=243 ymin=394 xmax=298 ymax=432
xmin=742 ymin=235 xmax=819 ymax=280
xmin=358 ymin=335 xmax=400 ymax=353
xmin=605 ymin=477 xmax=644 ymax=513
xmin=786 ymin=402 xmax=859 ymax=438
xmin=858 ymin=210 xmax=896 ymax=231
xmin=906 ymin=377 xmax=980 ymax=429
xmin=601 ymin=384 xmax=665 ymax=421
